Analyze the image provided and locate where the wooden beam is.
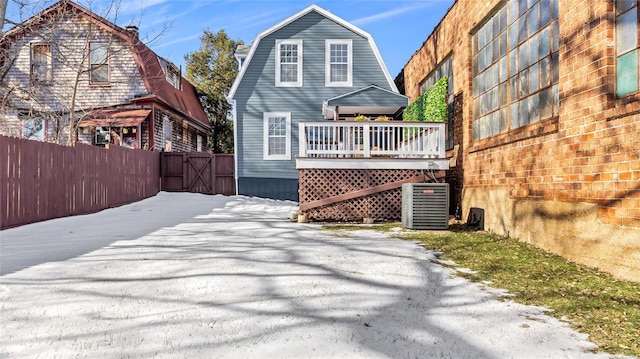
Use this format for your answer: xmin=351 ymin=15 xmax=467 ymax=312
xmin=299 ymin=171 xmax=445 ymax=211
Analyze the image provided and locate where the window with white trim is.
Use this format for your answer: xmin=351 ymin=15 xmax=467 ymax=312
xmin=263 ymin=112 xmax=291 ymax=160
xmin=89 ymin=42 xmax=109 ymax=84
xmin=275 ymin=40 xmax=302 ymax=87
xmin=616 ymin=1 xmax=639 ymax=96
xmin=326 ymin=39 xmax=352 ymax=86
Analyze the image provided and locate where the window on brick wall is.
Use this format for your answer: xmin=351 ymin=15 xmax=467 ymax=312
xmin=420 ymin=56 xmax=454 ymax=149
xmin=616 ymin=1 xmax=639 ymax=97
xmin=472 ymin=0 xmax=559 ymax=141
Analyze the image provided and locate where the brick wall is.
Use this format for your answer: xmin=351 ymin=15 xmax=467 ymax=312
xmin=402 ymin=0 xmax=640 ymax=281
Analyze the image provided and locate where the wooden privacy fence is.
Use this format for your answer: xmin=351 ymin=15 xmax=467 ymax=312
xmin=161 ymin=152 xmax=235 ymax=195
xmin=1 ymin=135 xmax=160 ymax=229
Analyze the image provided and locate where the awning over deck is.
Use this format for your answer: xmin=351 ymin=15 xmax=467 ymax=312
xmin=78 ymin=109 xmax=151 ymax=127
xmin=323 ymin=84 xmax=409 ymax=120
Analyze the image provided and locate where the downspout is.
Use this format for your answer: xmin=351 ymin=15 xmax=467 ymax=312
xmin=323 ymin=100 xmax=337 ymax=120
xmin=229 ymin=98 xmax=239 ymax=195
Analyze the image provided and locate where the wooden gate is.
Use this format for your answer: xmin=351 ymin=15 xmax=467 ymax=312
xmin=161 ymin=152 xmax=235 ymax=195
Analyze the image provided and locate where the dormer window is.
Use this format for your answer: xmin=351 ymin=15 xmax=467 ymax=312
xmin=275 ymin=39 xmax=303 ymax=87
xmin=158 ymin=56 xmax=181 ymax=89
xmin=167 ymin=69 xmax=179 ymax=88
xmin=234 ymin=44 xmax=250 ymax=69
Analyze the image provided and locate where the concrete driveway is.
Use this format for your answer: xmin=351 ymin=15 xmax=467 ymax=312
xmin=0 ymin=193 xmax=615 ymax=358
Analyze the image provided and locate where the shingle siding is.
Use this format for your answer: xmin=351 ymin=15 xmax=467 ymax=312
xmin=4 ymin=13 xmax=146 ymax=114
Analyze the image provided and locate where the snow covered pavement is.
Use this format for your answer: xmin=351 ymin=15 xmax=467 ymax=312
xmin=0 ymin=193 xmax=621 ymax=358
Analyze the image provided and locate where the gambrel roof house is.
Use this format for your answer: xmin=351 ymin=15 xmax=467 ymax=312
xmin=228 ymin=4 xmax=437 ymax=202
xmin=0 ymin=0 xmax=209 ymax=152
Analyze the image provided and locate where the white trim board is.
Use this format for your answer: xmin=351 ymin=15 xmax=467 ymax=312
xmin=295 ymin=158 xmax=450 ymax=170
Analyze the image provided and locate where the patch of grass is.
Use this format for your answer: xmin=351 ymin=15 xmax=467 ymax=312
xmin=323 ymin=223 xmax=640 ymax=356
xmin=398 ymin=230 xmax=640 ymax=357
xmin=322 ymin=223 xmax=400 ymax=233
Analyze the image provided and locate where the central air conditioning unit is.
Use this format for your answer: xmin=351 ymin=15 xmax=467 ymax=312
xmin=402 ymin=183 xmax=449 ymax=230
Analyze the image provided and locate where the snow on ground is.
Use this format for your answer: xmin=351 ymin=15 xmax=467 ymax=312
xmin=0 ymin=192 xmax=624 ymax=358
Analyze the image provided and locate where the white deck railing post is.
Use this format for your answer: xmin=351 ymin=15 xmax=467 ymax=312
xmin=363 ymin=123 xmax=371 ymax=158
xmin=299 ymin=123 xmax=307 ymax=157
xmin=298 ymin=121 xmax=446 ymax=160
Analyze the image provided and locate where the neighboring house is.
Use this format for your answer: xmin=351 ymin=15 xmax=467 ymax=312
xmin=0 ymin=0 xmax=209 ymax=152
xmin=228 ymin=5 xmax=418 ymax=201
xmin=399 ymin=0 xmax=640 ymax=281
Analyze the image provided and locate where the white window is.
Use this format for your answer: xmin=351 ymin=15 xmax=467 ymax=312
xmin=325 ymin=39 xmax=352 ymax=87
xmin=197 ymin=135 xmax=203 ymax=152
xmin=263 ymin=112 xmax=291 ymax=160
xmin=163 ymin=116 xmax=172 ymax=152
xmin=89 ymin=42 xmax=109 ymax=84
xmin=275 ymin=39 xmax=302 ymax=87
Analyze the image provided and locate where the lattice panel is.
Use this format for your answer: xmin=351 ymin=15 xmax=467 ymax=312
xmin=298 ymin=169 xmax=424 ymax=222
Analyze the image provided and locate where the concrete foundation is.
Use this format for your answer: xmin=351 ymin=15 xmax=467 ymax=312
xmin=462 ymin=188 xmax=640 ymax=282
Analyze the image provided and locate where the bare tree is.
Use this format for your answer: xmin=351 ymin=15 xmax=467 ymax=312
xmin=0 ymin=0 xmax=7 ymax=34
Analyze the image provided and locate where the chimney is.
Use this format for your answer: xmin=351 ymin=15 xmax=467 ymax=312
xmin=125 ymin=25 xmax=139 ymax=39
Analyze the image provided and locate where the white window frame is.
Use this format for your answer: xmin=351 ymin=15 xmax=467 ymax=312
xmin=325 ymin=39 xmax=352 ymax=87
xmin=275 ymin=39 xmax=303 ymax=87
xmin=89 ymin=42 xmax=109 ymax=85
xmin=263 ymin=112 xmax=291 ymax=160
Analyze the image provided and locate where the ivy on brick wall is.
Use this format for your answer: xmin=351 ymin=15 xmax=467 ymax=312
xmin=403 ymin=77 xmax=448 ymax=122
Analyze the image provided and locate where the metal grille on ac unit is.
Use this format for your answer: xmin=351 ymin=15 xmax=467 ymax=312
xmin=401 ymin=183 xmax=449 ymax=230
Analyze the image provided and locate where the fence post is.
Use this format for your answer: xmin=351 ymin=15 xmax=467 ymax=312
xmin=211 ymin=154 xmax=216 ymax=195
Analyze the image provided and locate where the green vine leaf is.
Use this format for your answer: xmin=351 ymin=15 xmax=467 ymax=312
xmin=403 ymin=77 xmax=448 ymax=123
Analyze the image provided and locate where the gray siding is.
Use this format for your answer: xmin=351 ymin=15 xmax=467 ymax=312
xmin=234 ymin=10 xmax=392 ymax=181
xmin=238 ymin=177 xmax=298 ymax=201
xmin=328 ymin=87 xmax=408 ymax=107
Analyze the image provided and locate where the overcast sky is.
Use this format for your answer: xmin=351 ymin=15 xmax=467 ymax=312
xmin=4 ymin=0 xmax=454 ymax=78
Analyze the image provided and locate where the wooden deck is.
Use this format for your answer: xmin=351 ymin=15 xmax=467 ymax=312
xmin=296 ymin=121 xmax=449 ymax=170
xmin=296 ymin=121 xmax=450 ymax=222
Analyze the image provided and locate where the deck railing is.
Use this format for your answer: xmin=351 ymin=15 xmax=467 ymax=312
xmin=299 ymin=121 xmax=446 ymax=159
